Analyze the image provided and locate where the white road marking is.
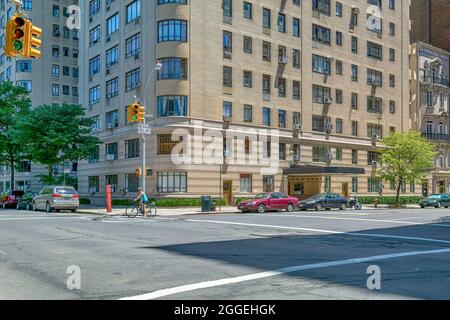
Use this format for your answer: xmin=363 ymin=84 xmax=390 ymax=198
xmin=120 ymin=247 xmax=450 ymax=300
xmin=264 ymin=214 xmax=450 ymax=228
xmin=0 ymin=217 xmax=87 ymax=221
xmin=0 ymin=249 xmax=7 ymax=256
xmin=186 ymin=219 xmax=450 ymax=245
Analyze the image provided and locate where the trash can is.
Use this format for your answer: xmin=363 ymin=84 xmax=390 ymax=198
xmin=201 ymin=196 xmax=212 ymax=212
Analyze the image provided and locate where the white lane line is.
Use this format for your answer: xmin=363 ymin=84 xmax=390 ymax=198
xmin=120 ymin=247 xmax=450 ymax=300
xmin=0 ymin=249 xmax=7 ymax=256
xmin=263 ymin=214 xmax=450 ymax=228
xmin=0 ymin=217 xmax=87 ymax=221
xmin=186 ymin=219 xmax=450 ymax=245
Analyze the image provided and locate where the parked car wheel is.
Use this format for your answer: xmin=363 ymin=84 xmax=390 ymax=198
xmin=46 ymin=202 xmax=52 ymax=213
xmin=257 ymin=204 xmax=266 ymax=214
xmin=339 ymin=203 xmax=347 ymax=211
xmin=27 ymin=204 xmax=33 ymax=211
xmin=286 ymin=203 xmax=295 ymax=213
xmin=420 ymin=204 xmax=425 ymax=208
xmin=32 ymin=202 xmax=37 ymax=212
xmin=71 ymin=209 xmax=77 ymax=213
xmin=16 ymin=203 xmax=20 ymax=211
xmin=315 ymin=203 xmax=324 ymax=211
xmin=436 ymin=202 xmax=442 ymax=209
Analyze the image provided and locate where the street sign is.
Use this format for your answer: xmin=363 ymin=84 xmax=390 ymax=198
xmin=138 ymin=124 xmax=151 ymax=135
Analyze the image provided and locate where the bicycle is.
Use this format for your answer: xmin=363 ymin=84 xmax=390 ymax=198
xmin=125 ymin=200 xmax=157 ymax=218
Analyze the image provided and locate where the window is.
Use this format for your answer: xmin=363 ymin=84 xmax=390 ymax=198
xmin=126 ymin=34 xmax=140 ymax=58
xmin=222 ymin=0 xmax=232 ymax=17
xmin=367 ymin=96 xmax=383 ymax=113
xmin=312 ymin=24 xmax=331 ymax=45
xmin=223 ymin=31 xmax=233 ymax=55
xmin=389 ymin=100 xmax=396 ymax=114
xmin=351 ymin=121 xmax=358 ymax=137
xmin=107 ymin=13 xmax=119 ymax=36
xmin=352 ymin=149 xmax=358 ymax=164
xmin=367 ymin=41 xmax=383 ymax=60
xmin=293 ymin=49 xmax=301 ymax=68
xmin=89 ymin=86 xmax=100 ymax=105
xmin=389 ymin=0 xmax=395 ymax=10
xmin=336 ymin=118 xmax=343 ymax=134
xmin=52 ymin=65 xmax=60 ymax=77
xmin=389 ymin=74 xmax=395 ymax=87
xmin=336 ymin=148 xmax=343 ymax=161
xmin=336 ymin=89 xmax=343 ymax=104
xmin=263 ymin=8 xmax=271 ymax=28
xmin=351 ymin=93 xmax=358 ymax=110
xmin=427 ymin=91 xmax=433 ymax=107
xmin=278 ymin=13 xmax=286 ymax=33
xmin=313 ymin=146 xmax=331 ymax=162
xmin=312 ymin=85 xmax=331 ymax=104
xmin=52 ymin=84 xmax=59 ymax=96
xmin=367 ymin=151 xmax=379 ymax=166
xmin=106 ymin=46 xmax=120 ymax=66
xmin=368 ymin=123 xmax=383 ymax=139
xmin=244 ymin=105 xmax=253 ymax=122
xmin=367 ymin=69 xmax=383 ymax=86
xmin=89 ymin=55 xmax=100 ymax=76
xmin=106 ymin=78 xmax=119 ymax=98
xmin=158 ymin=19 xmax=187 ymax=42
xmin=243 ymin=2 xmax=252 ymax=19
xmin=243 ymin=70 xmax=252 ymax=88
xmin=223 ymin=101 xmax=233 ymax=118
xmin=262 ymin=74 xmax=271 ymax=95
xmin=105 ymin=175 xmax=118 ymax=192
xmin=313 ymin=0 xmax=331 ymax=15
xmin=126 ymin=0 xmax=140 ymax=24
xmin=243 ymin=36 xmax=252 ymax=53
xmin=336 ymin=2 xmax=342 ymax=16
xmin=223 ymin=66 xmax=233 ymax=87
xmin=336 ymin=60 xmax=342 ymax=75
xmin=389 ymin=23 xmax=395 ymax=36
xmin=126 ymin=68 xmax=140 ymax=91
xmin=157 ymin=172 xmax=187 ymax=193
xmin=336 ymin=31 xmax=342 ymax=46
xmin=351 ymin=64 xmax=358 ymax=82
xmin=278 ymin=78 xmax=286 ymax=97
xmin=105 ymin=143 xmax=118 ymax=160
xmin=293 ymin=81 xmax=300 ymax=100
xmin=89 ymin=25 xmax=100 ymax=46
xmin=158 ymin=57 xmax=187 ymax=80
xmin=16 ymin=60 xmax=32 ymax=73
xmin=312 ymin=54 xmax=331 ymax=75
xmin=125 ymin=174 xmax=139 ymax=193
xmin=293 ymin=18 xmax=300 ymax=37
xmin=312 ymin=115 xmax=330 ymax=133
xmin=389 ymin=48 xmax=395 ymax=61
xmin=368 ymin=178 xmax=382 ymax=193
xmin=105 ymin=110 xmax=119 ymax=128
xmin=157 ymin=96 xmax=188 ymax=117
xmin=88 ymin=177 xmax=100 ymax=193
xmin=263 ymin=107 xmax=271 ymax=126
xmin=278 ymin=110 xmax=287 ymax=128
xmin=263 ymin=176 xmax=275 ymax=192
xmin=262 ymin=41 xmax=271 ymax=61
xmin=352 ymin=178 xmax=358 ymax=193
xmin=240 ymin=174 xmax=252 ymax=193
xmin=351 ymin=36 xmax=358 ymax=53
xmin=158 ymin=134 xmax=181 ymax=155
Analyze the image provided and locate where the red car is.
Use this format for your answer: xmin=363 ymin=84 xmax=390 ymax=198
xmin=237 ymin=192 xmax=300 ymax=213
xmin=0 ymin=190 xmax=25 ymax=209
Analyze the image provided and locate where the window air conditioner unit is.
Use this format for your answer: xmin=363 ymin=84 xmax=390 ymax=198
xmin=106 ymin=154 xmax=116 ymax=161
xmin=106 ymin=123 xmax=115 ymax=130
xmin=279 ymin=56 xmax=288 ymax=64
xmin=326 ymin=123 xmax=333 ymax=133
xmin=106 ymin=5 xmax=110 ymax=11
xmin=351 ymin=7 xmax=360 ymax=14
xmin=106 ymin=68 xmax=111 ymax=75
xmin=106 ymin=37 xmax=111 ymax=43
xmin=89 ymin=188 xmax=97 ymax=193
xmin=323 ymin=97 xmax=332 ymax=104
xmin=294 ymin=123 xmax=302 ymax=130
xmin=223 ymin=115 xmax=232 ymax=123
xmin=223 ymin=51 xmax=232 ymax=59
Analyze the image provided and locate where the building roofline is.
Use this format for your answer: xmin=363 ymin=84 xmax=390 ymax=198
xmin=413 ymin=41 xmax=450 ymax=56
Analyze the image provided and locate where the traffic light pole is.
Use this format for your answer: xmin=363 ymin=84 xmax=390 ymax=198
xmin=141 ymin=118 xmax=146 ymax=194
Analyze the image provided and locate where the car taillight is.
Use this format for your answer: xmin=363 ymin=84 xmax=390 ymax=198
xmin=52 ymin=193 xmax=62 ymax=198
xmin=73 ymin=194 xmax=79 ymax=199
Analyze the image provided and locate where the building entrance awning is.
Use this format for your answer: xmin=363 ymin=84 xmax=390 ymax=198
xmin=284 ymin=165 xmax=365 ymax=176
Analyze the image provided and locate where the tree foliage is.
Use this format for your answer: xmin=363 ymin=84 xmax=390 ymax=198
xmin=377 ymin=131 xmax=436 ymax=205
xmin=0 ymin=82 xmax=31 ymax=189
xmin=17 ymin=104 xmax=101 ymax=178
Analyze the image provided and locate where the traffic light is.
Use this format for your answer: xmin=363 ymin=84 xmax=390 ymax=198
xmin=5 ymin=15 xmax=42 ymax=59
xmin=23 ymin=19 xmax=42 ymax=59
xmin=127 ymin=103 xmax=145 ymax=123
xmin=5 ymin=15 xmax=27 ymax=57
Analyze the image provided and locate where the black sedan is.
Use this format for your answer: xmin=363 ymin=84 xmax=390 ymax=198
xmin=298 ymin=193 xmax=348 ymax=211
xmin=419 ymin=194 xmax=450 ymax=208
xmin=16 ymin=193 xmax=34 ymax=211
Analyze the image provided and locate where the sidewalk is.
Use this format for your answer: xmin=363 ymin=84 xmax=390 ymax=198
xmin=77 ymin=204 xmax=422 ymax=216
xmin=77 ymin=205 xmax=240 ymax=216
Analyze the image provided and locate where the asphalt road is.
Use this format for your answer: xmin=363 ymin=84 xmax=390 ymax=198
xmin=1 ymin=207 xmax=450 ymax=300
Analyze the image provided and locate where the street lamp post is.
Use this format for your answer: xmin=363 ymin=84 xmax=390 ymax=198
xmin=139 ymin=61 xmax=163 ymax=194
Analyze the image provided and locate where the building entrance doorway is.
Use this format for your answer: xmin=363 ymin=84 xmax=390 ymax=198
xmin=223 ymin=180 xmax=233 ymax=205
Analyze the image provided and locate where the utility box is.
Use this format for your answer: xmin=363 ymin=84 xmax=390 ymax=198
xmin=201 ymin=196 xmax=216 ymax=212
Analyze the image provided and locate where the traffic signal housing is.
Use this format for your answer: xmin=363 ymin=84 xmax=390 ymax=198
xmin=135 ymin=168 xmax=142 ymax=177
xmin=127 ymin=103 xmax=145 ymax=123
xmin=5 ymin=15 xmax=42 ymax=59
xmin=23 ymin=19 xmax=42 ymax=59
xmin=5 ymin=15 xmax=27 ymax=57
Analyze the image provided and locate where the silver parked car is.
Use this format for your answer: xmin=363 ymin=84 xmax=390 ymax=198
xmin=32 ymin=186 xmax=79 ymax=213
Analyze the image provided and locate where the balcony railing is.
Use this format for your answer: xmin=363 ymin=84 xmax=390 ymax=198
xmin=422 ymin=132 xmax=450 ymax=142
xmin=420 ymin=69 xmax=450 ymax=87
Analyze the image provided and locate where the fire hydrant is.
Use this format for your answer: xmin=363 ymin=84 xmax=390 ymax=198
xmin=373 ymin=198 xmax=380 ymax=208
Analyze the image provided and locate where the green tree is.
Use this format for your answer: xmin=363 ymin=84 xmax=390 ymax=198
xmin=17 ymin=104 xmax=101 ymax=183
xmin=377 ymin=131 xmax=436 ymax=206
xmin=0 ymin=82 xmax=31 ymax=190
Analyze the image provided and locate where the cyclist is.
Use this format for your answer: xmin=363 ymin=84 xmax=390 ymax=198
xmin=134 ymin=187 xmax=149 ymax=218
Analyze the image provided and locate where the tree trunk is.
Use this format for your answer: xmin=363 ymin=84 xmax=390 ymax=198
xmin=396 ymin=177 xmax=403 ymax=207
xmin=8 ymin=149 xmax=14 ymax=191
xmin=48 ymin=165 xmax=53 ymax=181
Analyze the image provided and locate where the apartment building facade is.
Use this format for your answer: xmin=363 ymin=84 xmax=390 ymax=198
xmin=410 ymin=41 xmax=450 ymax=194
xmin=78 ymin=0 xmax=415 ymax=205
xmin=0 ymin=0 xmax=80 ymax=193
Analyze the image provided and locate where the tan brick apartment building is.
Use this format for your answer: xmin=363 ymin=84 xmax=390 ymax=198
xmin=0 ymin=0 xmax=80 ymax=193
xmin=78 ymin=0 xmax=416 ymax=205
